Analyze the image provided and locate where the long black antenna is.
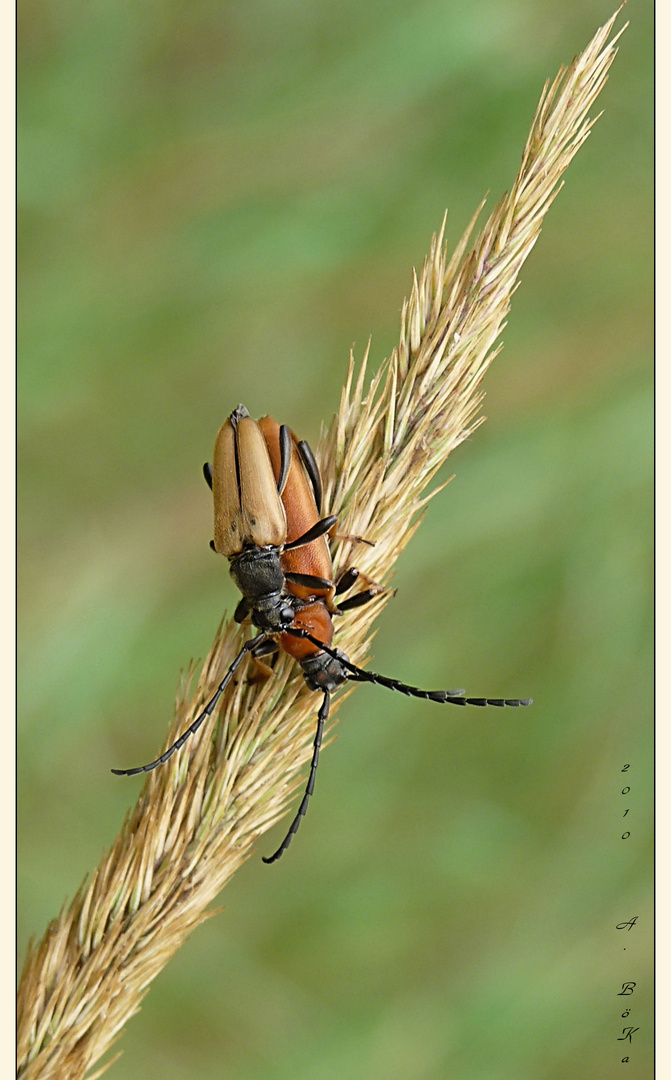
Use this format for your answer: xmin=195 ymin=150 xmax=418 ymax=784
xmin=111 ymin=633 xmax=269 ymax=776
xmin=289 ymin=629 xmax=532 ymax=707
xmin=263 ymin=691 xmax=330 ymax=864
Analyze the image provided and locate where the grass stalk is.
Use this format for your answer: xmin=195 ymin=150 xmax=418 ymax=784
xmin=17 ymin=10 xmax=626 ymax=1078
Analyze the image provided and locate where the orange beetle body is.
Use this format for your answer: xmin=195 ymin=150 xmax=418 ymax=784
xmin=113 ymin=405 xmax=531 ymax=865
xmin=257 ymin=415 xmax=334 ymax=604
xmin=255 ymin=414 xmax=340 ymax=678
xmin=204 ymin=406 xmax=338 ymax=635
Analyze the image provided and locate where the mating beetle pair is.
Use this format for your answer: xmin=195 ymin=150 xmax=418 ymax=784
xmin=113 ymin=405 xmax=531 ymax=863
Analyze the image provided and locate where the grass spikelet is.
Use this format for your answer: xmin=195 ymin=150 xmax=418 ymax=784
xmin=17 ymin=10 xmax=626 ymax=1079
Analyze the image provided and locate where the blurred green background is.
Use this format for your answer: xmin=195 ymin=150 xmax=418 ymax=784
xmin=18 ymin=2 xmax=652 ymax=1078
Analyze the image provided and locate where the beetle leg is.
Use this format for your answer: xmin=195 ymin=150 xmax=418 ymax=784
xmin=283 ymin=514 xmax=338 ymax=551
xmin=334 ymin=567 xmax=384 ymax=612
xmin=252 ymin=638 xmax=280 ymax=657
xmin=296 ymin=439 xmax=322 ymax=512
xmin=234 ymin=596 xmax=253 ymax=624
xmin=284 ymin=571 xmax=334 ymax=591
xmin=112 ymin=633 xmax=269 ymax=776
xmin=335 ymin=588 xmax=383 ymax=613
xmin=248 ymin=637 xmax=279 ymax=681
xmin=262 ymin=690 xmax=330 ymax=864
xmin=334 ymin=567 xmax=360 ymax=594
xmin=249 ymin=655 xmax=276 ymax=681
xmin=203 ymin=462 xmax=213 ymax=490
xmin=277 ymin=425 xmax=292 ymax=497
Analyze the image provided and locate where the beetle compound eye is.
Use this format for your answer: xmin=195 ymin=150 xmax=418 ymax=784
xmin=280 ymin=602 xmax=295 ymax=626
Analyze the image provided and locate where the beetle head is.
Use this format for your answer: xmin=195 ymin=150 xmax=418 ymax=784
xmin=299 ymin=648 xmax=349 ymax=693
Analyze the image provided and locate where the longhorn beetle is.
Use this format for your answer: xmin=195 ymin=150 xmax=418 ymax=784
xmin=113 ymin=405 xmax=531 ymax=862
